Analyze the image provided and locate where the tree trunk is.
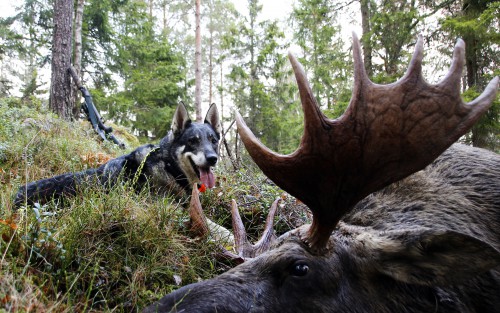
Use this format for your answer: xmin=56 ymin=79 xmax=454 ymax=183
xmin=220 ymin=60 xmax=223 ymax=120
xmin=248 ymin=0 xmax=257 ymax=130
xmin=464 ymin=35 xmax=478 ymax=88
xmin=71 ymin=0 xmax=84 ymax=118
xmin=461 ymin=1 xmax=484 ymax=148
xmin=50 ymin=0 xmax=74 ymax=120
xmin=194 ymin=0 xmax=202 ymax=122
xmin=208 ymin=14 xmax=213 ymax=105
xmin=360 ymin=0 xmax=373 ymax=77
xmin=464 ymin=32 xmax=483 ymax=148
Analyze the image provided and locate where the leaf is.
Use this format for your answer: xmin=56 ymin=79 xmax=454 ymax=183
xmin=0 ymin=219 xmax=17 ymax=230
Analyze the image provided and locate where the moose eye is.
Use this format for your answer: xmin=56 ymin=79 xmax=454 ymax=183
xmin=290 ymin=262 xmax=309 ymax=277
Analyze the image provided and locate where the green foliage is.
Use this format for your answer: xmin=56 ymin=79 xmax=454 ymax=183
xmin=225 ymin=0 xmax=302 ymax=153
xmin=323 ymin=87 xmax=351 ymax=120
xmin=94 ymin=1 xmax=188 ymax=139
xmin=0 ymin=0 xmax=190 ymax=140
xmin=3 ymin=184 xmax=211 ymax=311
xmin=439 ymin=0 xmax=499 ymax=147
xmin=80 ymin=0 xmax=128 ymax=91
xmin=460 ymin=87 xmax=500 ymax=151
xmin=0 ymin=104 xmax=302 ymax=311
xmin=0 ymin=98 xmax=131 ymax=187
xmin=291 ymin=0 xmax=350 ymax=109
xmin=203 ymin=0 xmax=240 ymax=107
xmin=0 ymin=0 xmax=52 ymax=97
xmin=441 ymin=1 xmax=499 ymax=41
xmin=369 ymin=0 xmax=420 ymax=78
xmin=0 ymin=16 xmax=25 ymax=60
xmin=440 ymin=1 xmax=499 ymax=87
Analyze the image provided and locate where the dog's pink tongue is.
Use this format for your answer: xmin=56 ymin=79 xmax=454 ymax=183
xmin=199 ymin=168 xmax=215 ymax=188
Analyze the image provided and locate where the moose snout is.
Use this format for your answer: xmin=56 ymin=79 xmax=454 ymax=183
xmin=142 ymin=279 xmax=250 ymax=313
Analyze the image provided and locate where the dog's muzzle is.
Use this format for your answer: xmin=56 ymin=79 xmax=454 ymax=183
xmin=190 ymin=153 xmax=217 ymax=189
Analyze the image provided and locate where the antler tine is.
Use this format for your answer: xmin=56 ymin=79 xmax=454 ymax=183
xmin=439 ymin=38 xmax=465 ymax=91
xmin=435 ymin=38 xmax=498 ymax=138
xmin=351 ymin=32 xmax=370 ymax=94
xmin=188 ymin=185 xmax=211 ymax=238
xmin=249 ymin=198 xmax=279 ymax=256
xmin=288 ymin=53 xmax=329 ymax=143
xmin=468 ymin=77 xmax=500 ymax=114
xmin=188 ymin=184 xmax=279 ymax=261
xmin=235 ymin=112 xmax=286 ymax=167
xmin=401 ymin=34 xmax=424 ymax=80
xmin=187 ymin=185 xmax=244 ymax=264
xmin=231 ymin=198 xmax=279 ymax=258
xmin=237 ymin=35 xmax=499 ymax=253
xmin=231 ymin=199 xmax=250 ymax=253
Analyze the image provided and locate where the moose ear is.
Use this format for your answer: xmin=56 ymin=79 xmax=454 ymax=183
xmin=204 ymin=103 xmax=221 ymax=135
xmin=358 ymin=229 xmax=500 ymax=286
xmin=171 ymin=102 xmax=191 ymax=134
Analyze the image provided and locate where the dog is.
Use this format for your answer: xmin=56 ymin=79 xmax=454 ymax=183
xmin=14 ymin=103 xmax=221 ymax=208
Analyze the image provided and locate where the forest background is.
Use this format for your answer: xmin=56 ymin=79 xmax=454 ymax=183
xmin=1 ymin=0 xmax=499 ymax=153
xmin=0 ymin=0 xmax=498 ymax=311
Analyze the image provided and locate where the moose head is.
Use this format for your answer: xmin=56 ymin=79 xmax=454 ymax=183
xmin=144 ymin=35 xmax=500 ymax=313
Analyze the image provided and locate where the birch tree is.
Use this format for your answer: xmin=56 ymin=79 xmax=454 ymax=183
xmin=204 ymin=0 xmax=238 ymax=118
xmin=194 ymin=0 xmax=202 ymax=121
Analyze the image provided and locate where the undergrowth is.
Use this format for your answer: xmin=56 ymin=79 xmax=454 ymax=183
xmin=0 ymin=99 xmax=307 ymax=312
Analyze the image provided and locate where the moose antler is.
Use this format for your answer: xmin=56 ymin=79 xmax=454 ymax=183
xmin=235 ymin=34 xmax=499 ymax=252
xmin=230 ymin=197 xmax=279 ymax=258
xmin=188 ymin=184 xmax=279 ymax=262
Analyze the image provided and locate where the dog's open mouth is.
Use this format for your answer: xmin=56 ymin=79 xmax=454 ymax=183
xmin=190 ymin=159 xmax=215 ymax=188
xmin=199 ymin=167 xmax=215 ymax=188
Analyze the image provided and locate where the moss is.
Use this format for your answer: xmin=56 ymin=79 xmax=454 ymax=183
xmin=0 ymin=101 xmax=299 ymax=311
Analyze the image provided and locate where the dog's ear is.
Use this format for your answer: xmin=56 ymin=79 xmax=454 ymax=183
xmin=171 ymin=102 xmax=191 ymax=134
xmin=204 ymin=103 xmax=221 ymax=135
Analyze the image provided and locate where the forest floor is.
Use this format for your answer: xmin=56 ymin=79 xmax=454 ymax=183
xmin=0 ymin=99 xmax=308 ymax=312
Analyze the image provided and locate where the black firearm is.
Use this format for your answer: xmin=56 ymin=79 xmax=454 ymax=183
xmin=68 ymin=66 xmax=125 ymax=149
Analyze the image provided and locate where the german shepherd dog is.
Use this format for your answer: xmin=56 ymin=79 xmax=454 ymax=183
xmin=14 ymin=103 xmax=221 ymax=208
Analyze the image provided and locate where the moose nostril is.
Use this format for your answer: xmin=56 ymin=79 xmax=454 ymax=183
xmin=207 ymin=155 xmax=218 ymax=166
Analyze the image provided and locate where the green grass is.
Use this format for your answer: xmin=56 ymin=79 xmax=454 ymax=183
xmin=0 ymin=99 xmax=305 ymax=312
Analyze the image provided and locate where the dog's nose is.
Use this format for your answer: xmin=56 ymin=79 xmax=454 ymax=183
xmin=206 ymin=154 xmax=218 ymax=166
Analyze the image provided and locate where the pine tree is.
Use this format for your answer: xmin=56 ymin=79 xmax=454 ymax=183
xmin=441 ymin=0 xmax=500 ymax=150
xmin=49 ymin=0 xmax=74 ymax=120
xmin=290 ymin=0 xmax=350 ymax=114
xmin=225 ymin=0 xmax=297 ymax=152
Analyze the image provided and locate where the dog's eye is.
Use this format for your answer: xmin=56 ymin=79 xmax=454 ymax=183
xmin=188 ymin=137 xmax=199 ymax=145
xmin=208 ymin=134 xmax=218 ymax=144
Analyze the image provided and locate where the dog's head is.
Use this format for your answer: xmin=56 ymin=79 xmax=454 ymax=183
xmin=166 ymin=103 xmax=221 ymax=189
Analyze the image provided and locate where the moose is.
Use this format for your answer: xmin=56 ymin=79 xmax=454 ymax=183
xmin=144 ymin=35 xmax=499 ymax=312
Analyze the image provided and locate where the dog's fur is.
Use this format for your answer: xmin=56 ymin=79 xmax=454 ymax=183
xmin=14 ymin=103 xmax=221 ymax=208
